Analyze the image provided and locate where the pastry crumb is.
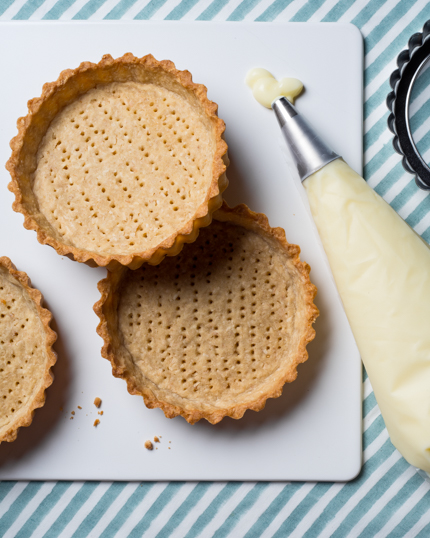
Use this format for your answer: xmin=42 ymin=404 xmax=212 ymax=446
xmin=94 ymin=397 xmax=102 ymax=408
xmin=154 ymin=436 xmax=160 ymax=443
xmin=145 ymin=440 xmax=153 ymax=450
xmin=78 ymin=406 xmax=82 ymax=410
xmin=93 ymin=419 xmax=100 ymax=427
xmin=71 ymin=411 xmax=75 ymax=415
xmin=98 ymin=411 xmax=104 ymax=416
xmin=59 ymin=406 xmax=63 ymax=412
xmin=70 ymin=417 xmax=74 ymax=420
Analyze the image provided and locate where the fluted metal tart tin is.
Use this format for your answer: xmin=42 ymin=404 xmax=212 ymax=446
xmin=387 ymin=19 xmax=430 ymax=190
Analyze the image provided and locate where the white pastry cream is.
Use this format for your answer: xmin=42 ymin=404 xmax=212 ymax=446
xmin=246 ymin=71 xmax=430 ymax=473
xmin=305 ymin=159 xmax=430 ymax=473
xmin=245 ymin=68 xmax=303 ymax=108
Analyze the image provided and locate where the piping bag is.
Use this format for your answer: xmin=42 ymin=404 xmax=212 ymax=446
xmin=269 ymin=94 xmax=430 ymax=475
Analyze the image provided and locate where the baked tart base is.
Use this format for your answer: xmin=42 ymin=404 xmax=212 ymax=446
xmin=94 ymin=202 xmax=318 ymax=424
xmin=0 ymin=257 xmax=57 ymax=443
xmin=7 ymin=54 xmax=228 ymax=270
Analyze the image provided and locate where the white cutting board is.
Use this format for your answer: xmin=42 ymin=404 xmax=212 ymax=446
xmin=0 ymin=21 xmax=363 ymax=481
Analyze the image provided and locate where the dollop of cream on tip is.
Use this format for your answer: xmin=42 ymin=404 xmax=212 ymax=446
xmin=246 ymin=68 xmax=303 ymax=108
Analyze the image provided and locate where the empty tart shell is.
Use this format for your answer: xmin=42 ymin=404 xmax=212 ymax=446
xmin=7 ymin=53 xmax=228 ymax=270
xmin=0 ymin=257 xmax=57 ymax=443
xmin=94 ymin=202 xmax=319 ymax=424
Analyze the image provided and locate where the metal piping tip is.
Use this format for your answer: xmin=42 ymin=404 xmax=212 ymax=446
xmin=272 ymin=97 xmax=340 ymax=182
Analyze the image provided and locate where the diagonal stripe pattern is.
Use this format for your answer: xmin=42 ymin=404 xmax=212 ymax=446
xmin=0 ymin=0 xmax=430 ymax=536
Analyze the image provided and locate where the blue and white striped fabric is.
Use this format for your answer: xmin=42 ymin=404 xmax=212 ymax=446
xmin=1 ymin=0 xmax=430 ymax=536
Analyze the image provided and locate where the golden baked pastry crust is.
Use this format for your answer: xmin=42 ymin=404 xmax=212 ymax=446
xmin=0 ymin=257 xmax=57 ymax=443
xmin=94 ymin=202 xmax=318 ymax=424
xmin=7 ymin=54 xmax=228 ymax=270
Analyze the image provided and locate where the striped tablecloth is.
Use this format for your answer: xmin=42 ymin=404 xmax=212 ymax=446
xmin=1 ymin=0 xmax=430 ymax=536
